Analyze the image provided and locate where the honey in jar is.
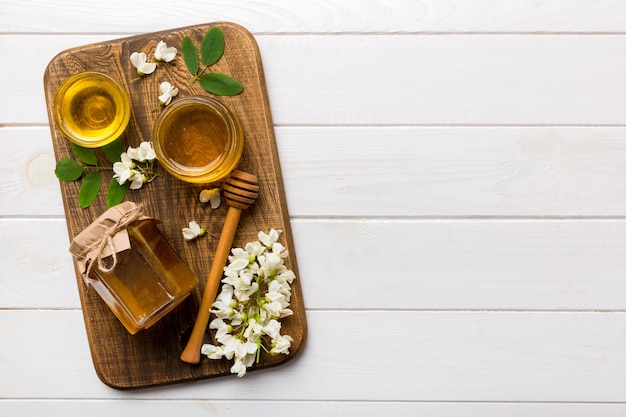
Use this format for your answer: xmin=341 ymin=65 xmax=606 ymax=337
xmin=54 ymin=71 xmax=131 ymax=148
xmin=70 ymin=203 xmax=198 ymax=334
xmin=153 ymin=96 xmax=244 ymax=184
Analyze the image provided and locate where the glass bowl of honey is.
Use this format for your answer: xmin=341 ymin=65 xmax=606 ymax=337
xmin=53 ymin=71 xmax=131 ymax=148
xmin=152 ymin=96 xmax=244 ymax=184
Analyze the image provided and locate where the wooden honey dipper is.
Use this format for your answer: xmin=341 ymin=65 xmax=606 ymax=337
xmin=181 ymin=170 xmax=259 ymax=364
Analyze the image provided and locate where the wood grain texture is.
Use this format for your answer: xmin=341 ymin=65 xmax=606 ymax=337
xmin=42 ymin=22 xmax=306 ymax=388
xmin=3 ymin=310 xmax=626 ymax=402
xmin=6 ymin=34 xmax=626 ymax=126
xmin=277 ymin=127 xmax=626 ymax=217
xmin=7 ymin=126 xmax=626 ymax=218
xmin=5 ymin=217 xmax=626 ymax=312
xmin=4 ymin=400 xmax=626 ymax=417
xmin=4 ymin=0 xmax=626 ymax=413
xmin=5 ymin=0 xmax=626 ymax=33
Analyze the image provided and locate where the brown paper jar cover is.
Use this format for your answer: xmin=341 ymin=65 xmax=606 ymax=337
xmin=69 ymin=202 xmax=199 ymax=334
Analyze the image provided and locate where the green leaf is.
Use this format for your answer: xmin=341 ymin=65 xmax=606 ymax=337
xmin=54 ymin=158 xmax=84 ymax=182
xmin=106 ymin=178 xmax=130 ymax=208
xmin=201 ymin=27 xmax=225 ymax=66
xmin=182 ymin=36 xmax=199 ymax=75
xmin=70 ymin=143 xmax=97 ymax=166
xmin=198 ymin=73 xmax=243 ymax=96
xmin=102 ymin=139 xmax=124 ymax=163
xmin=78 ymin=171 xmax=102 ymax=208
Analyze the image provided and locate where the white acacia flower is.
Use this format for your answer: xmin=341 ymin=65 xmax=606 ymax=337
xmin=158 ymin=81 xmax=179 ymax=106
xmin=270 ymin=334 xmax=293 ymax=355
xmin=182 ymin=220 xmax=206 ymax=241
xmin=244 ymin=240 xmax=265 ymax=257
xmin=200 ymin=229 xmax=296 ymax=376
xmin=228 ymin=337 xmax=258 ymax=376
xmin=226 ymin=247 xmax=253 ymax=272
xmin=154 ymin=40 xmax=177 ymax=62
xmin=199 ymin=188 xmax=221 ymax=208
xmin=211 ymin=284 xmax=236 ymax=319
xmin=233 ymin=280 xmax=259 ymax=303
xmin=231 ymin=358 xmax=249 ymax=378
xmin=130 ymin=52 xmax=156 ymax=76
xmin=259 ymin=229 xmax=282 ymax=249
xmin=201 ymin=344 xmax=224 ymax=359
xmin=112 ymin=153 xmax=144 ymax=189
xmin=263 ymin=319 xmax=282 ymax=340
xmin=243 ymin=319 xmax=263 ymax=343
xmin=112 ymin=153 xmax=134 ymax=184
xmin=126 ymin=141 xmax=156 ymax=162
xmin=209 ymin=318 xmax=233 ymax=342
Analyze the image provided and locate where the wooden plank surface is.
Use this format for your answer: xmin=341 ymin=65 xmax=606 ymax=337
xmin=42 ymin=22 xmax=306 ymax=388
xmin=5 ymin=35 xmax=626 ymax=126
xmin=5 ymin=0 xmax=626 ymax=33
xmin=4 ymin=0 xmax=626 ymax=415
xmin=3 ymin=310 xmax=626 ymax=402
xmin=6 ymin=126 xmax=626 ymax=218
xmin=4 ymin=400 xmax=626 ymax=417
xmin=5 ymin=217 xmax=626 ymax=311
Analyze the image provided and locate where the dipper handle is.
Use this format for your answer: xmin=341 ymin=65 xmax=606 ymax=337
xmin=181 ymin=171 xmax=259 ymax=364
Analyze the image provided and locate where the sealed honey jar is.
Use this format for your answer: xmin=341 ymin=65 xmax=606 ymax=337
xmin=70 ymin=202 xmax=198 ymax=334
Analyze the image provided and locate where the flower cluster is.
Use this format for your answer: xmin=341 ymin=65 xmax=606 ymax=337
xmin=201 ymin=229 xmax=296 ymax=377
xmin=130 ymin=40 xmax=179 ymax=106
xmin=112 ymin=141 xmax=158 ymax=190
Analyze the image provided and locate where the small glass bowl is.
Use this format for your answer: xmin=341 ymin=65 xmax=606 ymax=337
xmin=152 ymin=96 xmax=244 ymax=184
xmin=54 ymin=71 xmax=131 ymax=148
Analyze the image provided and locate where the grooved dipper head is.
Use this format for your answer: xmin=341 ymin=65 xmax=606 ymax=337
xmin=222 ymin=170 xmax=259 ymax=210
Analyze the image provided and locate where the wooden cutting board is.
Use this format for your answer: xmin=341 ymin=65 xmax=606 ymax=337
xmin=43 ymin=22 xmax=306 ymax=389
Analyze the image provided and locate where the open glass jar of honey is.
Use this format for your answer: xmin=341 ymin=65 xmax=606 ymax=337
xmin=53 ymin=71 xmax=131 ymax=148
xmin=152 ymin=96 xmax=244 ymax=184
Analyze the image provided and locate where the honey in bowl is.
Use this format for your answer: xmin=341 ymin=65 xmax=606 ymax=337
xmin=153 ymin=96 xmax=244 ymax=184
xmin=54 ymin=71 xmax=131 ymax=148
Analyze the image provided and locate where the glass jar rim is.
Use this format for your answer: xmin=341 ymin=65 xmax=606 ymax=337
xmin=53 ymin=71 xmax=131 ymax=148
xmin=152 ymin=95 xmax=244 ymax=184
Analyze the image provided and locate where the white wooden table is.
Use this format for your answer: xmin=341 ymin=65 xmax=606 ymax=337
xmin=2 ymin=1 xmax=626 ymax=415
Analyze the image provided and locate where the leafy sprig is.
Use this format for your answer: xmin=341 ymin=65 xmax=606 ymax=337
xmin=182 ymin=27 xmax=243 ymax=96
xmin=55 ymin=140 xmax=130 ymax=209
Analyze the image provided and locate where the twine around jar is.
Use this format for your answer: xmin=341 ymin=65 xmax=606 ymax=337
xmin=70 ymin=202 xmax=146 ymax=285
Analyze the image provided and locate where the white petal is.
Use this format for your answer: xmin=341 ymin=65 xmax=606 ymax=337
xmin=201 ymin=344 xmax=224 ymax=359
xmin=228 ymin=258 xmax=250 ymax=271
xmin=112 ymin=161 xmax=127 ymax=176
xmin=182 ymin=227 xmax=198 ymax=241
xmin=158 ymin=92 xmax=172 ymax=106
xmin=159 ymin=81 xmax=173 ymax=94
xmin=189 ymin=221 xmax=201 ymax=234
xmin=126 ymin=147 xmax=140 ymax=161
xmin=129 ymin=52 xmax=145 ymax=68
xmin=155 ymin=41 xmax=177 ymax=62
xmin=231 ymin=360 xmax=247 ymax=377
xmin=209 ymin=190 xmax=221 ymax=208
xmin=138 ymin=62 xmax=156 ymax=75
xmin=162 ymin=47 xmax=177 ymax=62
xmin=129 ymin=174 xmax=144 ymax=190
xmin=139 ymin=141 xmax=156 ymax=161
xmin=154 ymin=41 xmax=167 ymax=61
xmin=120 ymin=152 xmax=133 ymax=166
xmin=199 ymin=188 xmax=221 ymax=208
